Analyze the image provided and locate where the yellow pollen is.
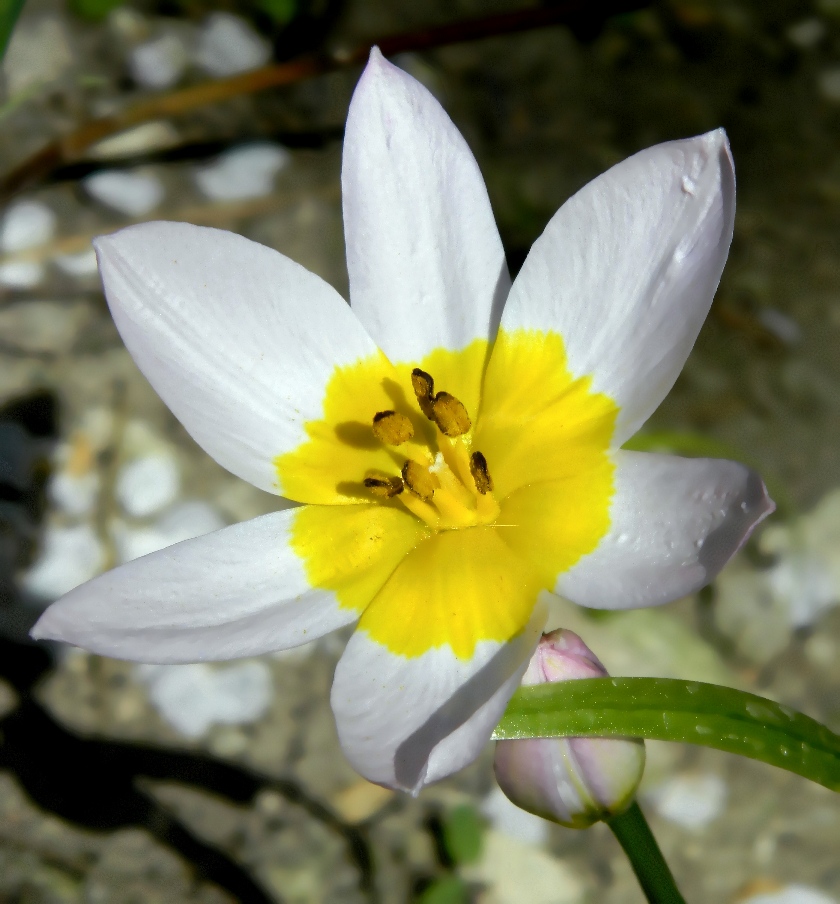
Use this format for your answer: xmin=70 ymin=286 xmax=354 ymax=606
xmin=411 ymin=367 xmax=435 ymax=419
xmin=372 ymin=410 xmax=414 ymax=445
xmin=411 ymin=366 xmax=471 ymax=437
xmin=402 ymin=460 xmax=437 ymax=503
xmin=431 ymin=392 xmax=471 ymax=437
xmin=470 ymin=451 xmax=493 ymax=494
xmin=364 ymin=475 xmax=404 ymax=498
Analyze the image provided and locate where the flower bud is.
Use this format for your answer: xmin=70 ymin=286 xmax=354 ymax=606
xmin=494 ymin=629 xmax=645 ymax=829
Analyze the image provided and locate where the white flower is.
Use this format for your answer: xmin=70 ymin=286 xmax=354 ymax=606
xmin=32 ymin=48 xmax=773 ymax=793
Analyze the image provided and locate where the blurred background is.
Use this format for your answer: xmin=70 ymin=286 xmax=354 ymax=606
xmin=0 ymin=0 xmax=839 ymax=901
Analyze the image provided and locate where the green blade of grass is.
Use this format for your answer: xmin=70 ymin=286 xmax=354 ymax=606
xmin=0 ymin=0 xmax=23 ymax=61
xmin=494 ymin=677 xmax=840 ymax=791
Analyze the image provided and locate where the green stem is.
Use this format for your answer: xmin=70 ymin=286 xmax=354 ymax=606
xmin=606 ymin=802 xmax=686 ymax=904
xmin=0 ymin=0 xmax=24 ymax=61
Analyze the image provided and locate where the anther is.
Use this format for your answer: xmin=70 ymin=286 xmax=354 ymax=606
xmin=470 ymin=451 xmax=493 ymax=495
xmin=401 ymin=460 xmax=436 ymax=503
xmin=431 ymin=392 xmax=471 ymax=437
xmin=411 ymin=368 xmax=435 ymax=419
xmin=372 ymin=410 xmax=414 ymax=445
xmin=364 ymin=476 xmax=404 ymax=498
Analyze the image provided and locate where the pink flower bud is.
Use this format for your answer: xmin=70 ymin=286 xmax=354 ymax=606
xmin=494 ymin=629 xmax=645 ymax=829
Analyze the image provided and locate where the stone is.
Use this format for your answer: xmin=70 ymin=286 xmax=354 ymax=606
xmin=818 ymin=68 xmax=840 ymax=102
xmin=21 ymin=523 xmax=105 ymax=601
xmin=129 ymin=33 xmax=189 ymax=90
xmin=83 ymin=170 xmax=165 ymax=217
xmin=461 ymin=830 xmax=585 ymax=904
xmin=135 ymin=661 xmax=273 ymax=738
xmin=54 ymin=248 xmax=99 ymax=277
xmin=331 ymin=780 xmax=394 ymax=824
xmin=760 ymin=488 xmax=840 ymax=627
xmin=714 ymin=561 xmax=792 ymax=664
xmin=738 ymin=884 xmax=837 ymax=904
xmin=0 ymin=300 xmax=92 ymax=356
xmin=647 ymin=772 xmax=728 ymax=830
xmin=113 ymin=500 xmax=225 ymax=563
xmin=787 ymin=19 xmax=826 ymax=49
xmin=0 ymin=201 xmax=56 ymax=253
xmin=0 ymin=261 xmax=44 ymax=288
xmin=49 ymin=471 xmax=99 ymax=518
xmin=194 ymin=143 xmax=290 ymax=201
xmin=481 ymin=785 xmax=550 ymax=847
xmin=194 ymin=13 xmax=271 ymax=77
xmin=115 ymin=453 xmax=180 ymax=518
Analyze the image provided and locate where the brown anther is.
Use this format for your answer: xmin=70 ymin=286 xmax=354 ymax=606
xmin=411 ymin=367 xmax=435 ymax=419
xmin=372 ymin=410 xmax=414 ymax=445
xmin=431 ymin=392 xmax=471 ymax=437
xmin=470 ymin=451 xmax=494 ymax=495
xmin=364 ymin=476 xmax=404 ymax=498
xmin=401 ymin=460 xmax=437 ymax=503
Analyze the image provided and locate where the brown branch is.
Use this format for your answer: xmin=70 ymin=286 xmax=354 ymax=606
xmin=0 ymin=0 xmax=645 ymax=201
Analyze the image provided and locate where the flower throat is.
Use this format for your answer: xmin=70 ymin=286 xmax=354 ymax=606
xmin=363 ymin=367 xmax=500 ymax=531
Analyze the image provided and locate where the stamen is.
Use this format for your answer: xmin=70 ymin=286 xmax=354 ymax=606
xmin=402 ymin=460 xmax=436 ymax=503
xmin=411 ymin=368 xmax=435 ymax=419
xmin=372 ymin=410 xmax=414 ymax=445
xmin=431 ymin=392 xmax=471 ymax=437
xmin=470 ymin=451 xmax=493 ymax=494
xmin=364 ymin=476 xmax=404 ymax=498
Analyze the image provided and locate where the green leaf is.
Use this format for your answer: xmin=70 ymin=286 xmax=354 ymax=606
xmin=256 ymin=0 xmax=297 ymax=25
xmin=441 ymin=805 xmax=484 ymax=865
xmin=0 ymin=0 xmax=24 ymax=60
xmin=494 ymin=678 xmax=840 ymax=792
xmin=417 ymin=876 xmax=470 ymax=904
xmin=68 ymin=0 xmax=123 ymax=23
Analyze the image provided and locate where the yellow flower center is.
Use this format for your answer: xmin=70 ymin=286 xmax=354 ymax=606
xmin=275 ymin=330 xmax=619 ymax=659
xmin=363 ymin=366 xmax=501 ymax=531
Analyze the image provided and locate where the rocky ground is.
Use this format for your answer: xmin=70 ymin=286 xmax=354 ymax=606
xmin=2 ymin=0 xmax=840 ymax=901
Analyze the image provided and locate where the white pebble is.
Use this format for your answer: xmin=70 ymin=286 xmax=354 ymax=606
xmin=115 ymin=454 xmax=180 ymax=518
xmin=0 ymin=261 xmax=44 ymax=288
xmin=818 ymin=67 xmax=840 ymax=102
xmin=787 ymin=18 xmax=826 ymax=49
xmin=49 ymin=471 xmax=99 ymax=518
xmin=195 ymin=13 xmax=271 ymax=77
xmin=114 ymin=500 xmax=225 ymax=563
xmin=83 ymin=170 xmax=165 ymax=217
xmin=482 ymin=786 xmax=550 ymax=847
xmin=0 ymin=201 xmax=56 ymax=252
xmin=21 ymin=523 xmax=105 ymax=601
xmin=195 ymin=143 xmax=290 ymax=201
xmin=648 ymin=772 xmax=727 ymax=830
xmin=757 ymin=308 xmax=802 ymax=346
xmin=136 ymin=661 xmax=273 ymax=738
xmin=741 ymin=886 xmax=837 ymax=904
xmin=54 ymin=248 xmax=99 ymax=277
xmin=129 ymin=32 xmax=189 ymax=89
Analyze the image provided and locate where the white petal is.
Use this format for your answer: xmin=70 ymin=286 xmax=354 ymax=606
xmin=501 ymin=130 xmax=735 ymax=444
xmin=342 ymin=48 xmax=509 ymax=362
xmin=558 ymin=451 xmax=774 ymax=609
xmin=94 ymin=222 xmax=379 ymax=496
xmin=331 ymin=601 xmax=545 ymax=793
xmin=31 ymin=509 xmax=356 ymax=662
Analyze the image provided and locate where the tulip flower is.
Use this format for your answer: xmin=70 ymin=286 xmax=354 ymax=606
xmin=33 ymin=48 xmax=773 ymax=793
